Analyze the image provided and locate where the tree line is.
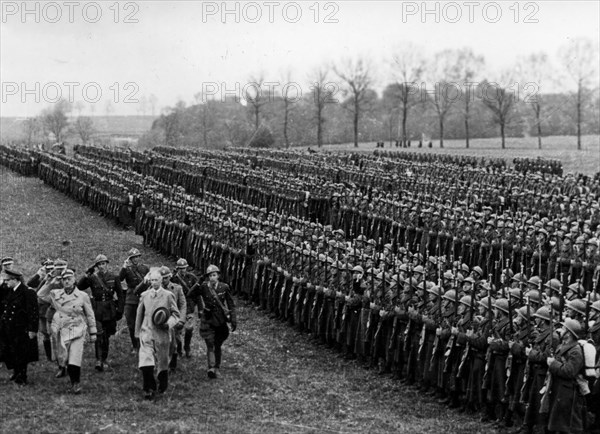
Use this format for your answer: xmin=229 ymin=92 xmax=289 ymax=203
xmin=142 ymin=39 xmax=599 ymax=150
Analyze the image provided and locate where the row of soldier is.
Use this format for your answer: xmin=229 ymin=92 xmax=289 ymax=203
xmin=3 ymin=145 xmax=600 ymax=432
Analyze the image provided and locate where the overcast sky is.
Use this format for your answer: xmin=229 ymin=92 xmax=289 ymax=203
xmin=1 ymin=1 xmax=599 ymax=117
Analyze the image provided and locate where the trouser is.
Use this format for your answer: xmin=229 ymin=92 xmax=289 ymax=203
xmin=95 ymin=320 xmax=116 ymax=361
xmin=67 ymin=364 xmax=81 ymax=384
xmin=203 ymin=324 xmax=229 ymax=369
xmin=95 ymin=333 xmax=110 ymax=361
xmin=184 ymin=329 xmax=193 ymax=353
xmin=124 ymin=304 xmax=139 ymax=349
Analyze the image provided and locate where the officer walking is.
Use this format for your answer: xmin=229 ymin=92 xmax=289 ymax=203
xmin=0 ymin=269 xmax=39 ymax=385
xmin=187 ymin=265 xmax=237 ymax=379
xmin=77 ymin=254 xmax=124 ymax=372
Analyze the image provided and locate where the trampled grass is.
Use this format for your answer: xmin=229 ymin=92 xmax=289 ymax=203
xmin=0 ymin=170 xmax=496 ymax=433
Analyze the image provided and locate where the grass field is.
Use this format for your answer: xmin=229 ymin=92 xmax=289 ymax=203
xmin=309 ymin=135 xmax=600 ymax=176
xmin=0 ymin=170 xmax=498 ymax=433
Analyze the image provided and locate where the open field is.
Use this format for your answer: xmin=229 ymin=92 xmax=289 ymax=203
xmin=309 ymin=135 xmax=600 ymax=176
xmin=0 ymin=170 xmax=498 ymax=433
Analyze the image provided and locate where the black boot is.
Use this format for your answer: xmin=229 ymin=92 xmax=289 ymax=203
xmin=141 ymin=366 xmax=156 ymax=399
xmin=157 ymin=370 xmax=168 ymax=394
xmin=184 ymin=330 xmax=192 ymax=357
xmin=169 ymin=353 xmax=178 ymax=372
xmin=43 ymin=340 xmax=52 ymax=361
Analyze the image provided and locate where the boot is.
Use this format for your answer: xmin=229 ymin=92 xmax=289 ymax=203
xmin=169 ymin=353 xmax=178 ymax=372
xmin=141 ymin=366 xmax=156 ymax=397
xmin=43 ymin=340 xmax=52 ymax=361
xmin=184 ymin=330 xmax=192 ymax=357
xmin=157 ymin=370 xmax=168 ymax=393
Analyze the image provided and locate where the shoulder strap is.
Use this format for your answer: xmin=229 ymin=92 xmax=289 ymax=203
xmin=92 ymin=273 xmax=111 ymax=293
xmin=207 ymin=282 xmax=229 ymax=316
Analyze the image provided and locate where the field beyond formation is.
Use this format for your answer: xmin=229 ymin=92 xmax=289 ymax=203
xmin=0 ymin=170 xmax=494 ymax=433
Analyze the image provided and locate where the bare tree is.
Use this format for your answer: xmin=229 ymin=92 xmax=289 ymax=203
xmin=194 ymin=92 xmax=217 ymax=148
xmin=517 ymin=52 xmax=552 ymax=149
xmin=22 ymin=117 xmax=44 ymax=146
xmin=104 ymin=100 xmax=114 ymax=117
xmin=245 ymin=74 xmax=268 ymax=130
xmin=558 ymin=37 xmax=599 ymax=150
xmin=138 ymin=95 xmax=148 ymax=116
xmin=72 ymin=116 xmax=95 ymax=144
xmin=389 ymin=44 xmax=426 ymax=145
xmin=281 ymin=70 xmax=297 ymax=148
xmin=74 ymin=101 xmax=85 ymax=116
xmin=481 ymin=76 xmax=517 ymax=149
xmin=426 ymin=49 xmax=465 ymax=148
xmin=453 ymin=48 xmax=485 ymax=148
xmin=309 ymin=68 xmax=333 ymax=148
xmin=334 ymin=57 xmax=373 ymax=147
xmin=42 ymin=99 xmax=71 ymax=143
xmin=149 ymin=94 xmax=158 ymax=116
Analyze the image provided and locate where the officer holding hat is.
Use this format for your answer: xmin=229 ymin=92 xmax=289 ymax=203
xmin=134 ymin=268 xmax=180 ymax=400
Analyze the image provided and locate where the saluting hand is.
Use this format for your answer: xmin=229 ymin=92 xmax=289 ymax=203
xmin=90 ymin=334 xmax=97 ymax=343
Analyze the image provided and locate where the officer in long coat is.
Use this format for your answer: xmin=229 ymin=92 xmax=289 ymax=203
xmin=37 ymin=269 xmax=97 ymax=393
xmin=135 ymin=268 xmax=180 ymax=400
xmin=0 ymin=269 xmax=39 ymax=385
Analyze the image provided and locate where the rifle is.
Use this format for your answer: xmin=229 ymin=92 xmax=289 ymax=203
xmin=539 ymin=302 xmax=554 ymax=413
xmin=482 ymin=278 xmax=494 ymax=390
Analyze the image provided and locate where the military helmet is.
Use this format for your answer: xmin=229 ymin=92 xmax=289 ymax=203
xmin=176 ymin=258 xmax=188 ymax=268
xmin=352 ymin=265 xmax=364 ymax=274
xmin=511 ymin=273 xmax=526 ymax=283
xmin=206 ymin=264 xmax=220 ymax=275
xmin=94 ymin=254 xmax=109 ymax=265
xmin=565 ymin=298 xmax=586 ymax=316
xmin=427 ymin=285 xmax=443 ymax=297
xmin=527 ymin=276 xmax=542 ymax=287
xmin=127 ymin=248 xmax=141 ymax=259
xmin=533 ymin=306 xmax=551 ymax=321
xmin=591 ymin=300 xmax=600 ymax=313
xmin=472 ymin=266 xmax=483 ymax=277
xmin=561 ymin=318 xmax=582 ymax=339
xmin=543 ymin=278 xmax=561 ymax=293
xmin=459 ymin=295 xmax=472 ymax=308
xmin=442 ymin=289 xmax=457 ymax=302
xmin=516 ymin=305 xmax=529 ymax=321
xmin=478 ymin=296 xmax=492 ymax=310
xmin=493 ymin=298 xmax=510 ymax=314
xmin=412 ymin=265 xmax=425 ymax=275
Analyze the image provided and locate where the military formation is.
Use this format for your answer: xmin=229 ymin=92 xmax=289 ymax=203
xmin=1 ymin=142 xmax=599 ymax=433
